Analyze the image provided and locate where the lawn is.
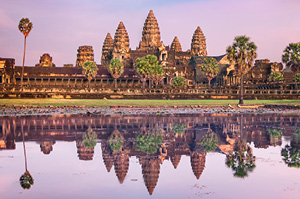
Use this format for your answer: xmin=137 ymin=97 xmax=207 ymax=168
xmin=0 ymin=99 xmax=299 ymax=107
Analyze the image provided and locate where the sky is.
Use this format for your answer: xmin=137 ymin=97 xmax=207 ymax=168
xmin=0 ymin=0 xmax=299 ymax=66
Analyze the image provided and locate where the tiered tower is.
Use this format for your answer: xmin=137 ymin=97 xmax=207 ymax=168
xmin=76 ymin=140 xmax=95 ymax=161
xmin=112 ymin=22 xmax=130 ymax=60
xmin=138 ymin=10 xmax=163 ymax=51
xmin=190 ymin=152 xmax=206 ymax=179
xmin=140 ymin=156 xmax=161 ymax=195
xmin=76 ymin=45 xmax=94 ymax=68
xmin=101 ymin=141 xmax=114 ymax=172
xmin=171 ymin=36 xmax=182 ymax=52
xmin=113 ymin=151 xmax=130 ymax=184
xmin=35 ymin=53 xmax=56 ymax=67
xmin=101 ymin=33 xmax=114 ymax=65
xmin=191 ymin=26 xmax=207 ymax=56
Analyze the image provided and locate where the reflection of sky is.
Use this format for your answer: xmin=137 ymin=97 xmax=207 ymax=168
xmin=0 ymin=0 xmax=300 ymax=66
xmin=1 ymin=141 xmax=300 ymax=198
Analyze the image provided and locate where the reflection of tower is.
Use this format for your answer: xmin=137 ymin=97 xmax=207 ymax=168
xmin=170 ymin=155 xmax=181 ymax=169
xmin=113 ymin=151 xmax=129 ymax=184
xmin=140 ymin=156 xmax=161 ymax=195
xmin=101 ymin=141 xmax=114 ymax=172
xmin=0 ymin=119 xmax=15 ymax=150
xmin=76 ymin=140 xmax=94 ymax=161
xmin=190 ymin=152 xmax=206 ymax=180
xmin=39 ymin=140 xmax=55 ymax=155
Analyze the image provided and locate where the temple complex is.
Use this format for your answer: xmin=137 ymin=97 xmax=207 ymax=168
xmin=0 ymin=10 xmax=299 ymax=99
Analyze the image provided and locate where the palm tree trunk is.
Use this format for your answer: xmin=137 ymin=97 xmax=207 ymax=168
xmin=21 ymin=36 xmax=27 ymax=90
xmin=114 ymin=78 xmax=117 ymax=89
xmin=21 ymin=120 xmax=28 ymax=171
xmin=239 ymin=75 xmax=244 ymax=105
xmin=88 ymin=79 xmax=90 ymax=88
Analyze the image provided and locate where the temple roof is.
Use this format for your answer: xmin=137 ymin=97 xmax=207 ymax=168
xmin=191 ymin=26 xmax=207 ymax=56
xmin=113 ymin=22 xmax=130 ymax=53
xmin=171 ymin=36 xmax=182 ymax=52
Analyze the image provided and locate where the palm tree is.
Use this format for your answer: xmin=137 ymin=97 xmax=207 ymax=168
xmin=18 ymin=18 xmax=33 ymax=89
xmin=199 ymin=57 xmax=219 ymax=88
xmin=282 ymin=42 xmax=300 ymax=72
xmin=82 ymin=61 xmax=97 ymax=88
xmin=108 ymin=58 xmax=124 ymax=89
xmin=226 ymin=35 xmax=257 ymax=104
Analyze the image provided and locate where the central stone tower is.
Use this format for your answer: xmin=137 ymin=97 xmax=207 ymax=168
xmin=138 ymin=10 xmax=163 ymax=51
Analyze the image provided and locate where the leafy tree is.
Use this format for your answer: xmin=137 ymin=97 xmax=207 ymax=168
xmin=268 ymin=72 xmax=284 ymax=82
xmin=281 ymin=129 xmax=300 ymax=168
xmin=108 ymin=130 xmax=124 ymax=151
xmin=225 ymin=139 xmax=256 ymax=178
xmin=199 ymin=57 xmax=219 ymax=87
xmin=282 ymin=42 xmax=300 ymax=72
xmin=267 ymin=129 xmax=283 ymax=137
xmin=171 ymin=76 xmax=186 ymax=89
xmin=19 ymin=170 xmax=34 ymax=189
xmin=109 ymin=58 xmax=124 ymax=89
xmin=135 ymin=55 xmax=162 ymax=89
xmin=150 ymin=64 xmax=164 ymax=87
xmin=82 ymin=128 xmax=97 ymax=148
xmin=172 ymin=124 xmax=186 ymax=134
xmin=135 ymin=128 xmax=163 ymax=154
xmin=293 ymin=73 xmax=300 ymax=82
xmin=18 ymin=18 xmax=33 ymax=89
xmin=82 ymin=61 xmax=97 ymax=88
xmin=200 ymin=130 xmax=218 ymax=152
xmin=226 ymin=35 xmax=257 ymax=104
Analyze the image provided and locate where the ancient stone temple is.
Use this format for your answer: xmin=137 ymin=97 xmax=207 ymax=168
xmin=76 ymin=45 xmax=94 ymax=68
xmin=112 ymin=22 xmax=130 ymax=61
xmin=171 ymin=36 xmax=182 ymax=52
xmin=101 ymin=33 xmax=114 ymax=65
xmin=138 ymin=10 xmax=163 ymax=51
xmin=35 ymin=53 xmax=56 ymax=67
xmin=191 ymin=26 xmax=207 ymax=56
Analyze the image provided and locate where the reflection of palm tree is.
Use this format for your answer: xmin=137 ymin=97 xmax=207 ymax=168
xmin=108 ymin=130 xmax=124 ymax=151
xmin=225 ymin=139 xmax=256 ymax=178
xmin=281 ymin=129 xmax=300 ymax=168
xmin=19 ymin=120 xmax=34 ymax=189
xmin=172 ymin=124 xmax=186 ymax=134
xmin=82 ymin=128 xmax=97 ymax=148
xmin=136 ymin=128 xmax=163 ymax=154
xmin=267 ymin=128 xmax=282 ymax=146
xmin=200 ymin=129 xmax=218 ymax=152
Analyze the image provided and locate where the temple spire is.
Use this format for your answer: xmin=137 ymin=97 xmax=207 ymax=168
xmin=113 ymin=21 xmax=130 ymax=55
xmin=191 ymin=26 xmax=207 ymax=56
xmin=138 ymin=10 xmax=163 ymax=51
xmin=171 ymin=36 xmax=182 ymax=52
xmin=101 ymin=33 xmax=114 ymax=65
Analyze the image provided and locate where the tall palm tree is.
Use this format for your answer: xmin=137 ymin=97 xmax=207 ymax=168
xmin=18 ymin=18 xmax=33 ymax=89
xmin=108 ymin=58 xmax=124 ymax=89
xmin=199 ymin=57 xmax=219 ymax=88
xmin=282 ymin=42 xmax=300 ymax=72
xmin=82 ymin=61 xmax=97 ymax=88
xmin=226 ymin=35 xmax=257 ymax=104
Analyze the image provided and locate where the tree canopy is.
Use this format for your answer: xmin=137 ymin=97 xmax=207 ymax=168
xmin=109 ymin=58 xmax=124 ymax=79
xmin=135 ymin=128 xmax=163 ymax=154
xmin=82 ymin=128 xmax=97 ymax=149
xmin=172 ymin=76 xmax=186 ymax=89
xmin=19 ymin=170 xmax=34 ymax=189
xmin=282 ymin=42 xmax=300 ymax=72
xmin=82 ymin=61 xmax=97 ymax=81
xmin=18 ymin=18 xmax=33 ymax=37
xmin=268 ymin=72 xmax=284 ymax=81
xmin=199 ymin=57 xmax=219 ymax=87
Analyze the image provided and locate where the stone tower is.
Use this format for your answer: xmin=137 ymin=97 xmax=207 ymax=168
xmin=138 ymin=10 xmax=163 ymax=51
xmin=140 ymin=156 xmax=161 ymax=195
xmin=76 ymin=140 xmax=94 ymax=161
xmin=191 ymin=26 xmax=207 ymax=56
xmin=113 ymin=151 xmax=129 ymax=184
xmin=76 ymin=45 xmax=95 ymax=68
xmin=35 ymin=53 xmax=56 ymax=67
xmin=190 ymin=152 xmax=206 ymax=179
xmin=112 ymin=22 xmax=130 ymax=60
xmin=101 ymin=33 xmax=114 ymax=65
xmin=171 ymin=36 xmax=182 ymax=52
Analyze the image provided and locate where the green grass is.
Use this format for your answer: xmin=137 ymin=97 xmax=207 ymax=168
xmin=0 ymin=99 xmax=299 ymax=107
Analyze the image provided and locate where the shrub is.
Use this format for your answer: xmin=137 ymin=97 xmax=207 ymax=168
xmin=268 ymin=72 xmax=283 ymax=81
xmin=172 ymin=76 xmax=186 ymax=89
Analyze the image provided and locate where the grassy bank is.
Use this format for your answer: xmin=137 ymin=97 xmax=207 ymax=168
xmin=0 ymin=99 xmax=299 ymax=107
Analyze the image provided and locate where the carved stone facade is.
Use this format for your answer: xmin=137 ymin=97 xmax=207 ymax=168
xmin=112 ymin=22 xmax=130 ymax=61
xmin=171 ymin=36 xmax=182 ymax=52
xmin=76 ymin=46 xmax=94 ymax=68
xmin=35 ymin=53 xmax=56 ymax=67
xmin=191 ymin=26 xmax=207 ymax=57
xmin=101 ymin=33 xmax=114 ymax=65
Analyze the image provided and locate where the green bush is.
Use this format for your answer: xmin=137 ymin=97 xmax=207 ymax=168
xmin=171 ymin=76 xmax=186 ymax=89
xmin=172 ymin=124 xmax=186 ymax=134
xmin=135 ymin=129 xmax=163 ymax=154
xmin=108 ymin=133 xmax=123 ymax=151
xmin=294 ymin=73 xmax=300 ymax=82
xmin=82 ymin=128 xmax=97 ymax=148
xmin=267 ymin=129 xmax=283 ymax=137
xmin=268 ymin=72 xmax=284 ymax=81
xmin=200 ymin=131 xmax=218 ymax=152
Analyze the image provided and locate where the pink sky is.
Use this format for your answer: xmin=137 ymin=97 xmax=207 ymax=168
xmin=0 ymin=0 xmax=299 ymax=66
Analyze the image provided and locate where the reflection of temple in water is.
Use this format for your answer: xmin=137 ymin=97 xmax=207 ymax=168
xmin=1 ymin=114 xmax=300 ymax=195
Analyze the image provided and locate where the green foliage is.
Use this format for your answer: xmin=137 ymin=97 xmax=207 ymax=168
xmin=225 ymin=140 xmax=256 ymax=178
xmin=172 ymin=124 xmax=186 ymax=134
xmin=82 ymin=128 xmax=97 ymax=148
xmin=293 ymin=129 xmax=300 ymax=141
xmin=82 ymin=61 xmax=97 ymax=81
xmin=18 ymin=18 xmax=33 ymax=37
xmin=109 ymin=58 xmax=124 ymax=79
xmin=268 ymin=72 xmax=284 ymax=81
xmin=267 ymin=129 xmax=283 ymax=137
xmin=226 ymin=35 xmax=257 ymax=75
xmin=19 ymin=171 xmax=34 ymax=189
xmin=108 ymin=132 xmax=123 ymax=151
xmin=135 ymin=128 xmax=163 ymax=154
xmin=199 ymin=58 xmax=219 ymax=85
xmin=171 ymin=76 xmax=186 ymax=89
xmin=150 ymin=64 xmax=164 ymax=85
xmin=281 ymin=144 xmax=300 ymax=168
xmin=282 ymin=42 xmax=300 ymax=72
xmin=135 ymin=55 xmax=159 ymax=79
xmin=200 ymin=131 xmax=218 ymax=152
xmin=294 ymin=73 xmax=300 ymax=82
